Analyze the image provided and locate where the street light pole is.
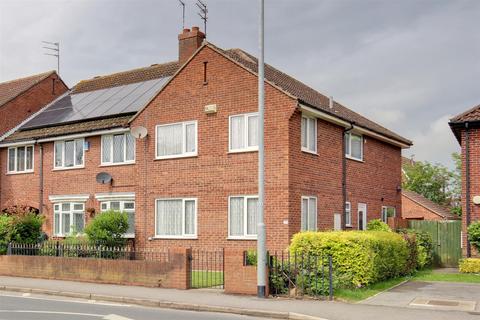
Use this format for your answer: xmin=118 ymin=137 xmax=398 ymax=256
xmin=257 ymin=0 xmax=267 ymax=299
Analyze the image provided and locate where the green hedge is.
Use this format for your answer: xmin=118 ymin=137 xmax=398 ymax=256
xmin=290 ymin=231 xmax=410 ymax=287
xmin=459 ymin=258 xmax=480 ymax=273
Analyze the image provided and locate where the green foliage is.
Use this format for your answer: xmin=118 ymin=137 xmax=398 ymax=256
xmin=467 ymin=221 xmax=480 ymax=251
xmin=244 ymin=250 xmax=257 ymax=266
xmin=451 ymin=152 xmax=462 ymax=216
xmin=459 ymin=258 xmax=480 ymax=273
xmin=366 ymin=219 xmax=391 ymax=232
xmin=289 ymin=231 xmax=409 ymax=288
xmin=398 ymin=229 xmax=434 ymax=269
xmin=84 ymin=210 xmax=128 ymax=247
xmin=8 ymin=212 xmax=44 ymax=244
xmin=0 ymin=215 xmax=12 ymax=254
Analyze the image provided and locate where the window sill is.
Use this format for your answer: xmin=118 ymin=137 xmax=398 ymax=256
xmin=155 ymin=154 xmax=198 ymax=161
xmin=346 ymin=155 xmax=364 ymax=163
xmin=151 ymin=236 xmax=198 ymax=240
xmin=99 ymin=162 xmax=136 ymax=167
xmin=228 ymin=148 xmax=258 ymax=154
xmin=301 ymin=148 xmax=318 ymax=156
xmin=52 ymin=166 xmax=85 ymax=171
xmin=6 ymin=171 xmax=34 ymax=175
xmin=227 ymin=236 xmax=258 ymax=241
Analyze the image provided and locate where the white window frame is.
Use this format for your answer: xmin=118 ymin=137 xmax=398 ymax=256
xmin=228 ymin=195 xmax=259 ymax=240
xmin=53 ymin=202 xmax=86 ymax=237
xmin=228 ymin=112 xmax=259 ymax=153
xmin=154 ymin=198 xmax=197 ymax=239
xmin=101 ymin=133 xmax=135 ymax=166
xmin=345 ymin=132 xmax=363 ymax=161
xmin=100 ymin=200 xmax=135 ymax=238
xmin=301 ymin=114 xmax=317 ymax=154
xmin=7 ymin=145 xmax=34 ymax=174
xmin=301 ymin=196 xmax=318 ymax=231
xmin=155 ymin=121 xmax=198 ymax=160
xmin=345 ymin=201 xmax=352 ymax=227
xmin=358 ymin=203 xmax=367 ymax=231
xmin=53 ymin=138 xmax=85 ymax=170
xmin=381 ymin=206 xmax=396 ymax=223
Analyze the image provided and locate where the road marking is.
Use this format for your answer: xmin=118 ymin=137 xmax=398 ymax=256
xmin=103 ymin=314 xmax=134 ymax=320
xmin=21 ymin=293 xmax=30 ymax=297
xmin=0 ymin=292 xmax=131 ymax=307
xmin=0 ymin=310 xmax=133 ymax=320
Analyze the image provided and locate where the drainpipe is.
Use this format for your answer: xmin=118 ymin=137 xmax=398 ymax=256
xmin=465 ymin=122 xmax=471 ymax=257
xmin=38 ymin=143 xmax=43 ymax=214
xmin=342 ymin=123 xmax=354 ymax=230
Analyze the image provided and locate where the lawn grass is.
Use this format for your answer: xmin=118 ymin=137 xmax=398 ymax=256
xmin=191 ymin=270 xmax=224 ymax=288
xmin=334 ymin=276 xmax=408 ymax=302
xmin=412 ymin=269 xmax=480 ymax=283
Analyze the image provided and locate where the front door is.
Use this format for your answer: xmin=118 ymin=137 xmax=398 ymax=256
xmin=358 ymin=203 xmax=367 ymax=230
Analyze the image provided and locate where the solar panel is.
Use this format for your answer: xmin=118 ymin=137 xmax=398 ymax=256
xmin=21 ymin=77 xmax=170 ymax=130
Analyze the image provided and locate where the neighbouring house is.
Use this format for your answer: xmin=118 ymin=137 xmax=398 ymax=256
xmin=450 ymin=105 xmax=480 ymax=257
xmin=402 ymin=190 xmax=460 ymax=221
xmin=0 ymin=71 xmax=68 ymax=138
xmin=0 ymin=27 xmax=412 ymax=250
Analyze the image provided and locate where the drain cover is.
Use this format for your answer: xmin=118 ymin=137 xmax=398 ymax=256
xmin=427 ymin=300 xmax=460 ymax=306
xmin=410 ymin=297 xmax=476 ymax=312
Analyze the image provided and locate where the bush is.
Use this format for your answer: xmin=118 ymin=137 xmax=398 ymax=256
xmin=459 ymin=258 xmax=480 ymax=273
xmin=8 ymin=212 xmax=44 ymax=244
xmin=398 ymin=229 xmax=433 ymax=269
xmin=289 ymin=231 xmax=409 ymax=287
xmin=84 ymin=210 xmax=129 ymax=247
xmin=367 ymin=219 xmax=391 ymax=232
xmin=0 ymin=215 xmax=12 ymax=254
xmin=468 ymin=221 xmax=480 ymax=251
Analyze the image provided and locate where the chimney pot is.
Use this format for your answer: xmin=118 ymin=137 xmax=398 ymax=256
xmin=192 ymin=26 xmax=199 ymax=32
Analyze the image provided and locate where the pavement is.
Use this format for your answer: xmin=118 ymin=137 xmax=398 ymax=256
xmin=0 ymin=276 xmax=478 ymax=320
xmin=362 ymin=281 xmax=480 ymax=312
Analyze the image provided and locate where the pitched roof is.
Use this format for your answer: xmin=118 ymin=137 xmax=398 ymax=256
xmin=73 ymin=62 xmax=179 ymax=94
xmin=402 ymin=190 xmax=460 ymax=220
xmin=220 ymin=47 xmax=412 ymax=146
xmin=450 ymin=104 xmax=480 ymax=123
xmin=402 ymin=156 xmax=415 ymax=167
xmin=2 ymin=115 xmax=131 ymax=142
xmin=0 ymin=71 xmax=56 ymax=107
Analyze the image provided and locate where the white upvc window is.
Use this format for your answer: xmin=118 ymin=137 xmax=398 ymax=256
xmin=229 ymin=113 xmax=259 ymax=152
xmin=301 ymin=115 xmax=317 ymax=154
xmin=7 ymin=145 xmax=34 ymax=173
xmin=101 ymin=133 xmax=135 ymax=165
xmin=156 ymin=121 xmax=197 ymax=159
xmin=301 ymin=196 xmax=317 ymax=231
xmin=345 ymin=202 xmax=352 ymax=227
xmin=54 ymin=139 xmax=84 ymax=169
xmin=381 ymin=206 xmax=396 ymax=223
xmin=100 ymin=200 xmax=135 ymax=237
xmin=155 ymin=198 xmax=197 ymax=238
xmin=345 ymin=132 xmax=363 ymax=161
xmin=53 ymin=202 xmax=85 ymax=236
xmin=228 ymin=195 xmax=258 ymax=239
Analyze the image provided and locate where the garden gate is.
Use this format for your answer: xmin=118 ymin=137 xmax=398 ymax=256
xmin=408 ymin=220 xmax=462 ymax=267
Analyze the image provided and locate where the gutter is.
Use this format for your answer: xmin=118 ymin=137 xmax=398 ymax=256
xmin=465 ymin=122 xmax=471 ymax=257
xmin=39 ymin=144 xmax=44 ymax=215
xmin=342 ymin=123 xmax=354 ymax=230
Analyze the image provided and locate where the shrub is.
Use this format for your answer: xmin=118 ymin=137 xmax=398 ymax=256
xmin=289 ymin=231 xmax=409 ymax=287
xmin=84 ymin=210 xmax=128 ymax=247
xmin=367 ymin=219 xmax=391 ymax=232
xmin=0 ymin=215 xmax=12 ymax=254
xmin=398 ymin=229 xmax=433 ymax=269
xmin=468 ymin=221 xmax=480 ymax=251
xmin=459 ymin=258 xmax=480 ymax=273
xmin=244 ymin=250 xmax=257 ymax=266
xmin=8 ymin=212 xmax=44 ymax=244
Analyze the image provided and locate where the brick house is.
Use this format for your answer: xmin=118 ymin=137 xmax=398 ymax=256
xmin=450 ymin=105 xmax=480 ymax=256
xmin=0 ymin=27 xmax=411 ymax=250
xmin=402 ymin=190 xmax=460 ymax=221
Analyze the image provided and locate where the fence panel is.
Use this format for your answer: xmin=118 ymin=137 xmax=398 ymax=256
xmin=189 ymin=249 xmax=224 ymax=289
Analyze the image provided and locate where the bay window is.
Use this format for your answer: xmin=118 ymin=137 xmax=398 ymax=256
xmin=100 ymin=200 xmax=135 ymax=237
xmin=53 ymin=202 xmax=85 ymax=236
xmin=7 ymin=145 xmax=34 ymax=173
xmin=101 ymin=133 xmax=135 ymax=165
xmin=228 ymin=195 xmax=258 ymax=239
xmin=229 ymin=113 xmax=259 ymax=152
xmin=156 ymin=121 xmax=197 ymax=159
xmin=54 ymin=139 xmax=84 ymax=169
xmin=155 ymin=198 xmax=197 ymax=238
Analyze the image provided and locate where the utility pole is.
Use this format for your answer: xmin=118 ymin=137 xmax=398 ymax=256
xmin=257 ymin=0 xmax=266 ymax=299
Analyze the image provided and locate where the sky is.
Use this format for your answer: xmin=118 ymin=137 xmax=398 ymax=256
xmin=1 ymin=0 xmax=479 ymax=169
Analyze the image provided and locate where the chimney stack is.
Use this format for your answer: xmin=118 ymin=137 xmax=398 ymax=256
xmin=178 ymin=26 xmax=205 ymax=65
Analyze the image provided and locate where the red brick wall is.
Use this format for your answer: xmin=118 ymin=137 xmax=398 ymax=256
xmin=460 ymin=128 xmax=480 ymax=257
xmin=401 ymin=194 xmax=443 ymax=220
xmin=0 ymin=74 xmax=68 ymax=136
xmin=224 ymin=249 xmax=267 ymax=295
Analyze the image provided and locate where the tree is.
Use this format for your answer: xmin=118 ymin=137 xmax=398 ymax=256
xmin=450 ymin=152 xmax=462 ymax=216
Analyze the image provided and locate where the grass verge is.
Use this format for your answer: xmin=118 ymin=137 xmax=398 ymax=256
xmin=412 ymin=269 xmax=480 ymax=283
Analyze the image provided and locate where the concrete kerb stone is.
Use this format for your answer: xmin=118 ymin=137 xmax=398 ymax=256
xmin=0 ymin=285 xmax=328 ymax=320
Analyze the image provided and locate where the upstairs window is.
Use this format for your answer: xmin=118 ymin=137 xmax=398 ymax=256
xmin=301 ymin=115 xmax=317 ymax=153
xmin=53 ymin=202 xmax=85 ymax=236
xmin=301 ymin=196 xmax=317 ymax=231
xmin=54 ymin=139 xmax=84 ymax=169
xmin=101 ymin=133 xmax=135 ymax=165
xmin=229 ymin=113 xmax=259 ymax=152
xmin=156 ymin=121 xmax=197 ymax=159
xmin=7 ymin=145 xmax=34 ymax=173
xmin=381 ymin=206 xmax=396 ymax=223
xmin=345 ymin=132 xmax=363 ymax=161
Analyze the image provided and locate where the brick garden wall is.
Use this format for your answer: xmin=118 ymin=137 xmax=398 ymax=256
xmin=0 ymin=247 xmax=190 ymax=289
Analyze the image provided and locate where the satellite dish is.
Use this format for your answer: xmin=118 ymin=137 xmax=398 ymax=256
xmin=130 ymin=126 xmax=148 ymax=139
xmin=96 ymin=172 xmax=112 ymax=184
